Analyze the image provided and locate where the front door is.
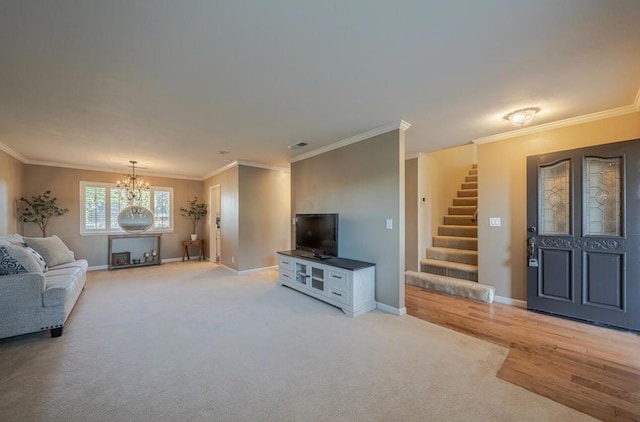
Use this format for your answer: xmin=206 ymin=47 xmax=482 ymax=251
xmin=527 ymin=139 xmax=640 ymax=331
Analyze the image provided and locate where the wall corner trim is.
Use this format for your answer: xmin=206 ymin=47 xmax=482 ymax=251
xmin=376 ymin=302 xmax=407 ymax=315
xmin=289 ymin=120 xmax=412 ymax=163
xmin=202 ymin=160 xmax=289 ymax=180
xmin=493 ymin=295 xmax=527 ymax=308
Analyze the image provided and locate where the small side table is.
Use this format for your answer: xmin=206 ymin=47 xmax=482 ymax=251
xmin=182 ymin=239 xmax=206 ymax=261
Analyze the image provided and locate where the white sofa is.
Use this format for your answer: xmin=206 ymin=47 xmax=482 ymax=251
xmin=0 ymin=234 xmax=87 ymax=339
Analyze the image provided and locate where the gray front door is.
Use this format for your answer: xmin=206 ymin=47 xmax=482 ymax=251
xmin=526 ymin=139 xmax=640 ymax=331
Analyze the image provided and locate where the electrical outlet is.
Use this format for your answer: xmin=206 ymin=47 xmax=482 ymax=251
xmin=386 ymin=219 xmax=393 ymax=229
xmin=231 ymin=256 xmax=235 ymax=263
xmin=489 ymin=217 xmax=501 ymax=227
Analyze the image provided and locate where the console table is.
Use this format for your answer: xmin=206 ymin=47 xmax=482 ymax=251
xmin=108 ymin=234 xmax=162 ymax=270
xmin=277 ymin=250 xmax=376 ymax=317
xmin=182 ymin=239 xmax=206 ymax=261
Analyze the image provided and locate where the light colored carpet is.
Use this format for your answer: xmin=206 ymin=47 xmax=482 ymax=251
xmin=0 ymin=262 xmax=594 ymax=422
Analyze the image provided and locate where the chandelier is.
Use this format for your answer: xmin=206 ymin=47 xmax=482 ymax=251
xmin=117 ymin=160 xmax=149 ymax=201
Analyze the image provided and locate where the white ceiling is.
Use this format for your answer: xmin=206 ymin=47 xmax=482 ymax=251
xmin=1 ymin=0 xmax=639 ymax=179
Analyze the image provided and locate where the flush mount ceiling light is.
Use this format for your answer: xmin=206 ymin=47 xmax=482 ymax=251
xmin=503 ymin=107 xmax=541 ymax=126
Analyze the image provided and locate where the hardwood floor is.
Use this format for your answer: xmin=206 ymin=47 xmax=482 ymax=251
xmin=405 ymin=285 xmax=640 ymax=421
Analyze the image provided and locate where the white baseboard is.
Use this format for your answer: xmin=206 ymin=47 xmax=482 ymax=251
xmin=494 ymin=295 xmax=527 ymax=308
xmin=219 ymin=264 xmax=238 ymax=273
xmin=376 ymin=302 xmax=407 ymax=316
xmin=237 ymin=265 xmax=278 ymax=275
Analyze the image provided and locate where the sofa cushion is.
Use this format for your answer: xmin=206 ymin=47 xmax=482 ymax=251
xmin=42 ymin=267 xmax=85 ymax=307
xmin=24 ymin=235 xmax=75 ymax=267
xmin=0 ymin=245 xmax=43 ymax=275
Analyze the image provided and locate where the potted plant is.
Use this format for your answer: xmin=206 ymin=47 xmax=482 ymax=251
xmin=180 ymin=196 xmax=208 ymax=240
xmin=19 ymin=190 xmax=69 ymax=237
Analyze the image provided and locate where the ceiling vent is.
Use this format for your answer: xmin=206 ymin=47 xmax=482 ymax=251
xmin=288 ymin=142 xmax=309 ymax=150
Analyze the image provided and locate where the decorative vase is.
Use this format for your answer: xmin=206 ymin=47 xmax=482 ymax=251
xmin=191 ymin=234 xmax=197 ymax=241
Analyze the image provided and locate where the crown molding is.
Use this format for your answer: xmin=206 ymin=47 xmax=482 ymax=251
xmin=405 ymin=152 xmax=419 ymax=160
xmin=24 ymin=159 xmax=203 ymax=180
xmin=289 ymin=120 xmax=411 ymax=163
xmin=201 ymin=160 xmax=290 ymax=180
xmin=0 ymin=141 xmax=27 ymax=163
xmin=473 ymin=89 xmax=640 ymax=145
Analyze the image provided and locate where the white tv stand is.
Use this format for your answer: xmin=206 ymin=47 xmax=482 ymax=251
xmin=277 ymin=250 xmax=376 ymax=317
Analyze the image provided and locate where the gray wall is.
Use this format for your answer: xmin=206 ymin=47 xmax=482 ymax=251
xmin=203 ymin=166 xmax=240 ymax=270
xmin=291 ymin=130 xmax=405 ymax=310
xmin=238 ymin=166 xmax=290 ymax=271
xmin=0 ymin=149 xmax=24 ymax=236
xmin=23 ymin=164 xmax=203 ymax=266
xmin=203 ymin=164 xmax=291 ymax=272
xmin=404 ymin=158 xmax=418 ymax=271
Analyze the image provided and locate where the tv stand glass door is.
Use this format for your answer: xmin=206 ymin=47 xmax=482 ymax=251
xmin=311 ymin=267 xmax=325 ymax=292
xmin=295 ymin=262 xmax=326 ymax=294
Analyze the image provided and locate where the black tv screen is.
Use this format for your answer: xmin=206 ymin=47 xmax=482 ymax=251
xmin=295 ymin=213 xmax=338 ymax=257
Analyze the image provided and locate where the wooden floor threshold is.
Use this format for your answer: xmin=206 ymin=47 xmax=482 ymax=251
xmin=405 ymin=285 xmax=640 ymax=422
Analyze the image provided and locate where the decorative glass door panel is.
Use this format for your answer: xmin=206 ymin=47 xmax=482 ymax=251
xmin=584 ymin=157 xmax=622 ymax=237
xmin=539 ymin=159 xmax=571 ymax=235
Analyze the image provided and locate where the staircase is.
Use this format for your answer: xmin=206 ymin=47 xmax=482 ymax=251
xmin=421 ymin=164 xmax=478 ymax=282
xmin=405 ymin=164 xmax=494 ymax=303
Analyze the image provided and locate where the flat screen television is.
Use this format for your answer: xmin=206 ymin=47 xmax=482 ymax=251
xmin=295 ymin=213 xmax=338 ymax=258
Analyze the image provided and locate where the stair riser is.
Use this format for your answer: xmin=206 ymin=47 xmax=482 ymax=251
xmin=461 ymin=182 xmax=477 ymax=190
xmin=438 ymin=226 xmax=478 ymax=237
xmin=444 ymin=216 xmax=476 ymax=226
xmin=469 ymin=169 xmax=477 ymax=175
xmin=448 ymin=206 xmax=475 ymax=215
xmin=457 ymin=189 xmax=477 ymax=198
xmin=420 ymin=263 xmax=478 ymax=282
xmin=426 ymin=248 xmax=478 ymax=265
xmin=465 ymin=176 xmax=477 ymax=182
xmin=433 ymin=237 xmax=477 ymax=250
xmin=452 ymin=197 xmax=477 ymax=206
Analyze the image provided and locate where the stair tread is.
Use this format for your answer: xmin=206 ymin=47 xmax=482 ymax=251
xmin=420 ymin=258 xmax=478 ymax=272
xmin=433 ymin=235 xmax=478 ymax=241
xmin=428 ymin=246 xmax=477 ymax=256
xmin=412 ymin=272 xmax=478 ymax=285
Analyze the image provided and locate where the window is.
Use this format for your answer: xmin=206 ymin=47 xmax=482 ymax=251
xmin=80 ymin=182 xmax=173 ymax=234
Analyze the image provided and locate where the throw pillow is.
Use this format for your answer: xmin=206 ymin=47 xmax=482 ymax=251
xmin=0 ymin=233 xmax=26 ymax=247
xmin=25 ymin=247 xmax=48 ymax=272
xmin=0 ymin=245 xmax=43 ymax=275
xmin=24 ymin=235 xmax=75 ymax=268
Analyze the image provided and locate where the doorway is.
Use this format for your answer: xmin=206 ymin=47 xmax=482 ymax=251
xmin=209 ymin=185 xmax=221 ymax=262
xmin=526 ymin=139 xmax=640 ymax=331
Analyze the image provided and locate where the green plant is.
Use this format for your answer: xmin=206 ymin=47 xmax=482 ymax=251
xmin=19 ymin=190 xmax=69 ymax=237
xmin=180 ymin=196 xmax=208 ymax=234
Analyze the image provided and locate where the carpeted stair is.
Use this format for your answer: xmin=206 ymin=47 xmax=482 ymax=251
xmin=407 ymin=164 xmax=495 ymax=303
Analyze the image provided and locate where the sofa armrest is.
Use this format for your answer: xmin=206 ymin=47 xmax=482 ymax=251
xmin=0 ymin=272 xmax=46 ymax=308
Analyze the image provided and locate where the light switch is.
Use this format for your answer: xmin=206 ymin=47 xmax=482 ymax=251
xmin=489 ymin=217 xmax=501 ymax=227
xmin=386 ymin=219 xmax=393 ymax=229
